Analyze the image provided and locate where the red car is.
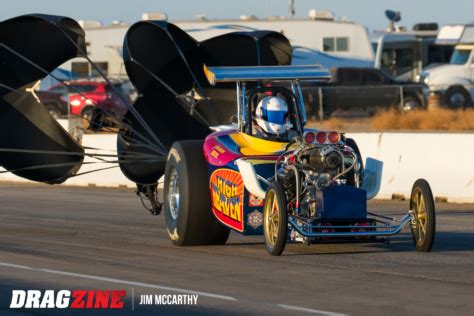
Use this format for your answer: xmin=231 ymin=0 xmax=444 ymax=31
xmin=48 ymin=81 xmax=131 ymax=120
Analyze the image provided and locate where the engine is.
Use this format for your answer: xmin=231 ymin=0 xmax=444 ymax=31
xmin=275 ymin=131 xmax=361 ymax=220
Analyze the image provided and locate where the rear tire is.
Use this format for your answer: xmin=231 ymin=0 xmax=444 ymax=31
xmin=263 ymin=182 xmax=288 ymax=256
xmin=410 ymin=179 xmax=436 ymax=252
xmin=164 ymin=140 xmax=230 ymax=246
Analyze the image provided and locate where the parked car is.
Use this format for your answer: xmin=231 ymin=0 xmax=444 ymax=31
xmin=418 ymin=44 xmax=474 ymax=108
xmin=47 ymin=81 xmax=132 ymax=120
xmin=35 ymin=90 xmax=68 ymax=118
xmin=303 ymin=67 xmax=429 ymax=119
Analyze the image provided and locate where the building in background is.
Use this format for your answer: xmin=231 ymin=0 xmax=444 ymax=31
xmin=60 ymin=10 xmax=375 ymax=80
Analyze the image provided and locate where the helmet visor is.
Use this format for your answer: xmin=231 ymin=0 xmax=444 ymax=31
xmin=261 ymin=108 xmax=288 ymax=125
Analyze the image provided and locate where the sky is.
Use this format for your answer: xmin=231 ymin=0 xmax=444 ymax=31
xmin=1 ymin=0 xmax=473 ymax=31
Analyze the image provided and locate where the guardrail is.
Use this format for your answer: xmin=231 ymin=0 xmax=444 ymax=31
xmin=1 ymin=129 xmax=472 ymax=203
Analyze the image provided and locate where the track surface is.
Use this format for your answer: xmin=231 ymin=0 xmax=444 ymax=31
xmin=0 ymin=184 xmax=474 ymax=315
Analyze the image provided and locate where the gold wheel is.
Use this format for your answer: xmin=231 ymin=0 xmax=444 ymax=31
xmin=264 ymin=190 xmax=280 ymax=248
xmin=411 ymin=187 xmax=427 ymax=243
xmin=410 ymin=179 xmax=436 ymax=252
xmin=263 ymin=183 xmax=287 ymax=256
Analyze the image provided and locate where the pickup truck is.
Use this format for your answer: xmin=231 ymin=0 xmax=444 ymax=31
xmin=418 ymin=44 xmax=474 ymax=108
xmin=303 ymin=67 xmax=429 ymax=119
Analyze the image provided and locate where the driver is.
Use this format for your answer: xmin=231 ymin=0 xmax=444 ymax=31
xmin=254 ymin=96 xmax=294 ymax=141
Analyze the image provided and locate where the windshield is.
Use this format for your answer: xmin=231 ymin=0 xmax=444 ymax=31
xmin=450 ymin=49 xmax=471 ymax=65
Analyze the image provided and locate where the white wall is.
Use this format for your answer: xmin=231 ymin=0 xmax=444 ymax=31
xmin=348 ymin=132 xmax=474 ymax=203
xmin=0 ymin=133 xmax=135 ymax=188
xmin=1 ymin=132 xmax=473 ymax=203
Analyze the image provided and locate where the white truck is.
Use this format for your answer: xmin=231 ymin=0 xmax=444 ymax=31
xmin=418 ymin=24 xmax=474 ymax=108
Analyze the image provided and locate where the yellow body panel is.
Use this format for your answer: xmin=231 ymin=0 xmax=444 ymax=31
xmin=229 ymin=132 xmax=288 ymax=156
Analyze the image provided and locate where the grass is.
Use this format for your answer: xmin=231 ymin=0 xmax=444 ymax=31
xmin=372 ymin=108 xmax=474 ymax=131
xmin=307 ymin=108 xmax=474 ymax=132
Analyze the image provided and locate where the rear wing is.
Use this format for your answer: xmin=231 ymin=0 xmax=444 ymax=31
xmin=203 ymin=64 xmax=331 ymax=86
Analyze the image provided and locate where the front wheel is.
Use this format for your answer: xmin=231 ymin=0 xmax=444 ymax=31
xmin=263 ymin=182 xmax=288 ymax=256
xmin=445 ymin=87 xmax=471 ymax=109
xmin=410 ymin=179 xmax=436 ymax=252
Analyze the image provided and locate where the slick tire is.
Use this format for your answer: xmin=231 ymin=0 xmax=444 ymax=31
xmin=164 ymin=140 xmax=230 ymax=246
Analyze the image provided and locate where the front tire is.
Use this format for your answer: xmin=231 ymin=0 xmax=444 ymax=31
xmin=445 ymin=86 xmax=471 ymax=109
xmin=410 ymin=179 xmax=436 ymax=252
xmin=263 ymin=182 xmax=288 ymax=256
xmin=164 ymin=140 xmax=230 ymax=246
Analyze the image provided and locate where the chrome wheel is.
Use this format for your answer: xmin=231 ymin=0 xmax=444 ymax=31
xmin=264 ymin=190 xmax=280 ymax=247
xmin=168 ymin=168 xmax=180 ymax=220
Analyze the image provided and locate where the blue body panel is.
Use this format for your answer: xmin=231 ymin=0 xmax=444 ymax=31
xmin=318 ymin=185 xmax=367 ymax=220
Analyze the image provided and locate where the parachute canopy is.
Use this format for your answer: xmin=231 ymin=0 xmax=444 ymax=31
xmin=0 ymin=14 xmax=86 ymax=184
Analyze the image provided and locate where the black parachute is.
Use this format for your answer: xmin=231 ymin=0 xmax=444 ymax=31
xmin=119 ymin=20 xmax=292 ymax=184
xmin=0 ymin=15 xmax=292 ymax=185
xmin=0 ymin=15 xmax=85 ymax=184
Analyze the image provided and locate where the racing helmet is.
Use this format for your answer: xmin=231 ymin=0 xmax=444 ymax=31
xmin=255 ymin=96 xmax=289 ymax=135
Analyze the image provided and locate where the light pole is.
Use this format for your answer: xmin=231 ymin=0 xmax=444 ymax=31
xmin=288 ymin=0 xmax=295 ymax=18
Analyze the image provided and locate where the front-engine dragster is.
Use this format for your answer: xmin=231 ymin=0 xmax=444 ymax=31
xmin=162 ymin=64 xmax=435 ymax=256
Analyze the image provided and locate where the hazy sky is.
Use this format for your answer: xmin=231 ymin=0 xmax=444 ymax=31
xmin=1 ymin=0 xmax=473 ymax=31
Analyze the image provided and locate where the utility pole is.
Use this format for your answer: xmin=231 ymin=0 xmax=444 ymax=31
xmin=288 ymin=0 xmax=295 ymax=18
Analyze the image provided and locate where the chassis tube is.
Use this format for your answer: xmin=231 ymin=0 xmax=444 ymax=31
xmin=288 ymin=213 xmax=413 ymax=238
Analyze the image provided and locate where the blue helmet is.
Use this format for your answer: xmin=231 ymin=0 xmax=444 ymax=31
xmin=255 ymin=96 xmax=289 ymax=135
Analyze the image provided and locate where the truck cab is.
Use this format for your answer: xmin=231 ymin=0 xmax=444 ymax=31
xmin=419 ymin=44 xmax=474 ymax=108
xmin=418 ymin=24 xmax=474 ymax=108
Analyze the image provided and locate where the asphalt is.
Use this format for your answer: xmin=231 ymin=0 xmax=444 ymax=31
xmin=0 ymin=183 xmax=474 ymax=315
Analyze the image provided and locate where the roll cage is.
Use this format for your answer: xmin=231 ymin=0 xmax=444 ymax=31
xmin=203 ymin=65 xmax=331 ymax=135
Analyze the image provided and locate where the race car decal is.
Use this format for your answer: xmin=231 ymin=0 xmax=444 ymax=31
xmin=249 ymin=193 xmax=264 ymax=207
xmin=203 ymin=135 xmax=241 ymax=167
xmin=247 ymin=210 xmax=263 ymax=229
xmin=210 ymin=168 xmax=244 ymax=232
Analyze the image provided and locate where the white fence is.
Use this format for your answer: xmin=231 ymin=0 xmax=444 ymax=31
xmin=0 ymin=133 xmax=134 ymax=188
xmin=1 ymin=131 xmax=473 ymax=203
xmin=349 ymin=132 xmax=474 ymax=203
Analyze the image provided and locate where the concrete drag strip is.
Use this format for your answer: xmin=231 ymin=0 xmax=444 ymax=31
xmin=0 ymin=261 xmax=345 ymax=315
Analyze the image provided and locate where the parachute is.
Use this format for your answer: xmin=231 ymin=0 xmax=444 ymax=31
xmin=0 ymin=14 xmax=292 ymax=186
xmin=0 ymin=14 xmax=86 ymax=184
